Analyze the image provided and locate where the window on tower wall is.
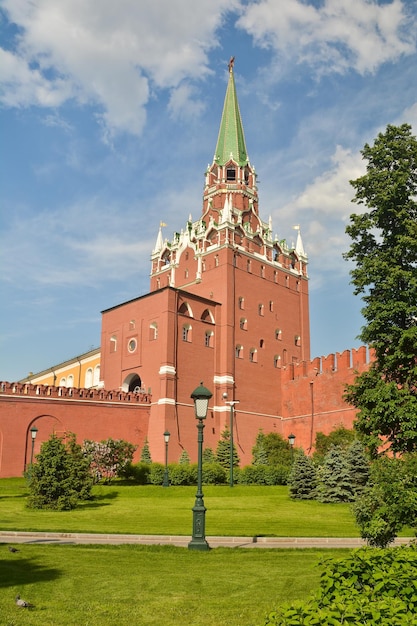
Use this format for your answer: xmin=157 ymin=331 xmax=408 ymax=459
xmin=182 ymin=324 xmax=192 ymax=342
xmin=226 ymin=167 xmax=236 ymax=181
xmin=110 ymin=335 xmax=117 ymax=353
xmin=240 ymin=318 xmax=247 ymax=330
xmin=235 ymin=344 xmax=243 ymax=359
xmin=258 ymin=304 xmax=264 ymax=316
xmin=249 ymin=348 xmax=257 ymax=363
xmin=149 ymin=323 xmax=158 ymax=340
xmin=274 ymin=355 xmax=281 ymax=368
xmin=205 ymin=331 xmax=214 ymax=348
xmin=238 ymin=296 xmax=245 ymax=310
xmin=295 ymin=335 xmax=301 ymax=347
xmin=275 ymin=329 xmax=282 ymax=340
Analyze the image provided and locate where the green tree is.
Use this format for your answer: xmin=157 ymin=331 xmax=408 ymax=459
xmin=346 ymin=439 xmax=370 ymax=497
xmin=352 ymin=453 xmax=417 ymax=547
xmin=215 ymin=427 xmax=240 ymax=469
xmin=343 ymin=124 xmax=417 ymax=455
xmin=178 ymin=449 xmax=190 ymax=465
xmin=313 ymin=426 xmax=356 ymax=464
xmin=202 ymin=447 xmax=216 ymax=463
xmin=288 ymin=450 xmax=318 ymax=500
xmin=140 ymin=438 xmax=152 ymax=464
xmin=317 ymin=447 xmax=355 ymax=503
xmin=27 ymin=432 xmax=93 ymax=510
xmin=252 ymin=431 xmax=291 ymax=466
xmin=252 ymin=430 xmax=269 ymax=465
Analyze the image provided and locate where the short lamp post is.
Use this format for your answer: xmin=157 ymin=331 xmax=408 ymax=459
xmin=188 ymin=382 xmax=212 ymax=551
xmin=163 ymin=430 xmax=170 ymax=487
xmin=222 ymin=393 xmax=239 ymax=488
xmin=288 ymin=433 xmax=296 ymax=462
xmin=28 ymin=426 xmax=38 ymax=480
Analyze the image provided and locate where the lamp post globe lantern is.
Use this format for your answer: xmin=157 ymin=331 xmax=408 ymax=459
xmin=188 ymin=382 xmax=212 ymax=551
xmin=163 ymin=430 xmax=170 ymax=487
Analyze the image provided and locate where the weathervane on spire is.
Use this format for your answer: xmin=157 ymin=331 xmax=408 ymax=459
xmin=228 ymin=56 xmax=235 ymax=72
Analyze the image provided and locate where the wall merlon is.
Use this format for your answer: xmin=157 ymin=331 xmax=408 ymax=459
xmin=0 ymin=382 xmax=151 ymax=405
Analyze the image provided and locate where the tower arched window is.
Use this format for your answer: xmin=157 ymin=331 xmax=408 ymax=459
xmin=238 ymin=297 xmax=245 ymax=310
xmin=149 ymin=322 xmax=158 ymax=340
xmin=182 ymin=324 xmax=192 ymax=342
xmin=240 ymin=318 xmax=247 ymax=331
xmin=258 ymin=304 xmax=264 ymax=316
xmin=274 ymin=355 xmax=281 ymax=368
xmin=275 ymin=329 xmax=282 ymax=340
xmin=179 ymin=302 xmax=193 ymax=317
xmin=110 ymin=335 xmax=117 ymax=353
xmin=205 ymin=331 xmax=214 ymax=348
xmin=249 ymin=348 xmax=257 ymax=363
xmin=235 ymin=344 xmax=243 ymax=359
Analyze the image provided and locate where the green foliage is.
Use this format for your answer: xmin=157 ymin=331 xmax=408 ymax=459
xmin=215 ymin=427 xmax=240 ymax=469
xmin=83 ymin=438 xmax=137 ymax=483
xmin=202 ymin=462 xmax=227 ymax=484
xmin=168 ymin=463 xmax=197 ymax=485
xmin=346 ymin=439 xmax=370 ymax=497
xmin=237 ymin=464 xmax=289 ymax=486
xmin=27 ymin=432 xmax=93 ymax=510
xmin=252 ymin=431 xmax=292 ymax=466
xmin=288 ymin=450 xmax=318 ymax=499
xmin=140 ymin=437 xmax=152 ymax=464
xmin=178 ymin=449 xmax=191 ymax=465
xmin=313 ymin=427 xmax=356 ymax=463
xmin=202 ymin=447 xmax=216 ymax=463
xmin=352 ymin=453 xmax=417 ymax=547
xmin=263 ymin=544 xmax=417 ymax=625
xmin=120 ymin=461 xmax=151 ymax=484
xmin=344 ymin=123 xmax=417 ymax=455
xmin=148 ymin=462 xmax=165 ymax=485
xmin=317 ymin=447 xmax=355 ymax=503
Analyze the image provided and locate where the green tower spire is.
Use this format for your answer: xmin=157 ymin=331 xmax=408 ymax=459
xmin=214 ymin=58 xmax=249 ymax=167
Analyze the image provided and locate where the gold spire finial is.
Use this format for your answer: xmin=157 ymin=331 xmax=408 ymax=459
xmin=228 ymin=56 xmax=235 ymax=72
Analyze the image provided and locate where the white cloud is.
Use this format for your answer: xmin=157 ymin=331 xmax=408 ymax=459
xmin=238 ymin=0 xmax=416 ymax=75
xmin=0 ymin=0 xmax=238 ymax=137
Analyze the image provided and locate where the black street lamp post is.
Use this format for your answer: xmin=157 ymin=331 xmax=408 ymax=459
xmin=28 ymin=425 xmax=38 ymax=480
xmin=288 ymin=433 xmax=296 ymax=462
xmin=188 ymin=382 xmax=212 ymax=551
xmin=222 ymin=393 xmax=239 ymax=487
xmin=163 ymin=430 xmax=170 ymax=487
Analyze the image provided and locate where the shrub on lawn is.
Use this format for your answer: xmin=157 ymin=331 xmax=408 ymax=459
xmin=263 ymin=543 xmax=417 ymax=625
xmin=202 ymin=462 xmax=227 ymax=484
xmin=169 ymin=463 xmax=195 ymax=485
xmin=149 ymin=463 xmax=165 ymax=485
xmin=120 ymin=462 xmax=151 ymax=484
xmin=27 ymin=432 xmax=93 ymax=510
xmin=237 ymin=465 xmax=289 ymax=486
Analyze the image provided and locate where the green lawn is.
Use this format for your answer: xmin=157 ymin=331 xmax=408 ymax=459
xmin=0 ymin=542 xmax=349 ymax=626
xmin=0 ymin=479 xmax=359 ymax=537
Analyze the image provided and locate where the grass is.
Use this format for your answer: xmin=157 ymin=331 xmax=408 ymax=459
xmin=0 ymin=479 xmax=359 ymax=537
xmin=0 ymin=542 xmax=350 ymax=626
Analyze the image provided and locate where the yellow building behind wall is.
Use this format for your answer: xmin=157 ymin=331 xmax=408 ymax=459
xmin=20 ymin=347 xmax=102 ymax=389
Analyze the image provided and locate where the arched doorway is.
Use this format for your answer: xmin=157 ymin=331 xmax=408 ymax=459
xmin=122 ymin=373 xmax=143 ymax=393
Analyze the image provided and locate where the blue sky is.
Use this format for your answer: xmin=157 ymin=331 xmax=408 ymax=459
xmin=1 ymin=0 xmax=417 ymax=381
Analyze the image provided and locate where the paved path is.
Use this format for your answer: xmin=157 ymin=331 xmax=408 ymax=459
xmin=0 ymin=531 xmax=413 ymax=549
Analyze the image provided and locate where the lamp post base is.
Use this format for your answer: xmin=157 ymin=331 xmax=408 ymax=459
xmin=188 ymin=501 xmax=210 ymax=551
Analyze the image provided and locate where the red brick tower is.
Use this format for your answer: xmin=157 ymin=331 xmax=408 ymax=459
xmin=100 ymin=61 xmax=310 ymax=464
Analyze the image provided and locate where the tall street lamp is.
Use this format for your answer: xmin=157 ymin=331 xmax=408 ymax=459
xmin=163 ymin=430 xmax=170 ymax=487
xmin=28 ymin=425 xmax=38 ymax=480
xmin=288 ymin=433 xmax=296 ymax=462
xmin=223 ymin=393 xmax=239 ymax=487
xmin=188 ymin=382 xmax=212 ymax=551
